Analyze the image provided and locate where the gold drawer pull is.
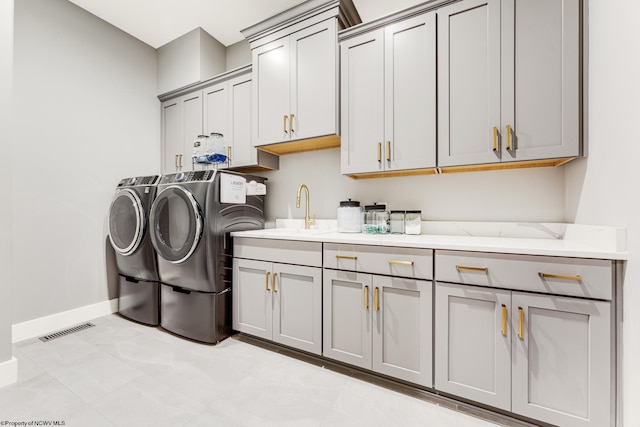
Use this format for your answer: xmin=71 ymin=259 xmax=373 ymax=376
xmin=265 ymin=272 xmax=271 ymax=292
xmin=518 ymin=307 xmax=524 ymax=339
xmin=456 ymin=265 xmax=488 ymax=273
xmin=492 ymin=126 xmax=498 ymax=151
xmin=501 ymin=304 xmax=507 ymax=336
xmin=272 ymin=273 xmax=278 ymax=293
xmin=388 ymin=260 xmax=413 ymax=266
xmin=364 ymin=285 xmax=369 ymax=310
xmin=336 ymin=255 xmax=357 ymax=261
xmin=506 ymin=124 xmax=512 ymax=150
xmin=283 ymin=115 xmax=288 ymax=133
xmin=290 ymin=114 xmax=295 ymax=133
xmin=374 ymin=287 xmax=380 ymax=312
xmin=386 ymin=141 xmax=391 ymax=161
xmin=538 ymin=272 xmax=582 ymax=282
xmin=377 ymin=142 xmax=382 ymax=162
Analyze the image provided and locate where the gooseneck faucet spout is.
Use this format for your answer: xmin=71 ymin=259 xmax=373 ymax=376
xmin=296 ymin=184 xmax=316 ymax=230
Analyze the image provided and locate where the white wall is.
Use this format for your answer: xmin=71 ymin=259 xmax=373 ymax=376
xmin=565 ymin=0 xmax=640 ymax=425
xmin=12 ymin=0 xmax=159 ymax=324
xmin=0 ymin=0 xmax=13 ymax=363
xmin=259 ymin=148 xmax=565 ymax=225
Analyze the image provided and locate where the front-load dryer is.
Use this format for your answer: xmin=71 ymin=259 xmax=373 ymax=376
xmin=149 ymin=170 xmax=265 ymax=343
xmin=108 ymin=175 xmax=161 ymax=325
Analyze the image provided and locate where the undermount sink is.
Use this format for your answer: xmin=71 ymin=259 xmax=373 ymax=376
xmin=264 ymin=228 xmax=332 ymax=235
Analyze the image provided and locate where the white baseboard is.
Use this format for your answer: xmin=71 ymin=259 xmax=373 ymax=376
xmin=0 ymin=357 xmax=17 ymax=388
xmin=12 ymin=298 xmax=118 ymax=343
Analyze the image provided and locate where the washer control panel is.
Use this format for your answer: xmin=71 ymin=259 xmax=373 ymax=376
xmin=117 ymin=175 xmax=159 ymax=187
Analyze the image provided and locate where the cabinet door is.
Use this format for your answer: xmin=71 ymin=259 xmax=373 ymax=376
xmin=384 ymin=13 xmax=436 ymax=171
xmin=511 ymin=292 xmax=611 ymax=427
xmin=290 ymin=18 xmax=337 ymax=142
xmin=232 ymin=258 xmax=272 ymax=340
xmin=161 ymin=98 xmax=181 ymax=174
xmin=501 ymin=0 xmax=581 ymax=161
xmin=252 ymin=37 xmax=291 ymax=146
xmin=228 ymin=74 xmax=254 ymax=168
xmin=323 ymin=269 xmax=372 ymax=369
xmin=272 ymin=264 xmax=322 ymax=355
xmin=203 ymin=82 xmax=229 ymax=170
xmin=434 ymin=283 xmax=511 ymax=410
xmin=372 ymin=275 xmax=432 ymax=387
xmin=437 ymin=0 xmax=501 ymax=167
xmin=340 ymin=29 xmax=384 ymax=175
xmin=180 ymin=92 xmax=203 ymax=172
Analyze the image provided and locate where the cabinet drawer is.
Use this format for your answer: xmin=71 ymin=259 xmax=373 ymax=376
xmin=234 ymin=238 xmax=322 ymax=267
xmin=324 ymin=243 xmax=433 ymax=280
xmin=435 ymin=250 xmax=613 ymax=300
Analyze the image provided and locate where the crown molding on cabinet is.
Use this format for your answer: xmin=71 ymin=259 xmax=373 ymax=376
xmin=158 ymin=64 xmax=252 ymax=102
xmin=242 ymin=0 xmax=360 ymax=45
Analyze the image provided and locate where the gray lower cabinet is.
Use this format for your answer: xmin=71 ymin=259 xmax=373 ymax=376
xmin=435 ymin=282 xmax=612 ymax=427
xmin=233 ymin=237 xmax=323 ymax=355
xmin=437 ymin=0 xmax=582 ymax=167
xmin=323 ymin=268 xmax=432 ymax=387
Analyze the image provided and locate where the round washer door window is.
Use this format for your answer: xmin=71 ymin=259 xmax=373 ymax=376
xmin=149 ymin=185 xmax=203 ymax=264
xmin=108 ymin=189 xmax=145 ymax=256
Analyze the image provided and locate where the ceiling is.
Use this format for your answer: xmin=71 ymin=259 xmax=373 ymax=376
xmin=67 ymin=0 xmax=425 ymax=49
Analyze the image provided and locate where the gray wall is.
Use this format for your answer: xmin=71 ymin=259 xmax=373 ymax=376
xmin=12 ymin=0 xmax=160 ymax=324
xmin=0 ymin=0 xmax=13 ymax=363
xmin=258 ymin=148 xmax=565 ymax=225
xmin=226 ymin=40 xmax=252 ymax=70
xmin=564 ymin=0 xmax=640 ymax=424
xmin=157 ymin=28 xmax=226 ymax=94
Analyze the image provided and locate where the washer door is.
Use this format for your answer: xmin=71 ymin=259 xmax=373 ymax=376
xmin=108 ymin=188 xmax=145 ymax=256
xmin=150 ymin=185 xmax=203 ymax=264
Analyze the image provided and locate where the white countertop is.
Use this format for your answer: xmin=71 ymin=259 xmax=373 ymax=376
xmin=231 ymin=220 xmax=628 ymax=260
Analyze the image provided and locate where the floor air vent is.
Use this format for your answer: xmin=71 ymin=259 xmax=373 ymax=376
xmin=38 ymin=322 xmax=95 ymax=342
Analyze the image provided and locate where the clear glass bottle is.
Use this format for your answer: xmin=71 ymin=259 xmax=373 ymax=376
xmin=363 ymin=203 xmax=389 ymax=234
xmin=404 ymin=210 xmax=422 ymax=235
xmin=390 ymin=210 xmax=405 ymax=234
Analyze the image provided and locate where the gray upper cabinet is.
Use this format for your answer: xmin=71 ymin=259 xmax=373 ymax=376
xmin=252 ymin=18 xmax=337 ymax=148
xmin=159 ymin=67 xmax=279 ymax=174
xmin=341 ymin=12 xmax=436 ymax=176
xmin=161 ymin=91 xmax=202 ymax=174
xmin=438 ymin=0 xmax=582 ymax=168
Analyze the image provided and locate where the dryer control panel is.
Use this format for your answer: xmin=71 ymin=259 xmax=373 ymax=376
xmin=160 ymin=170 xmax=215 ymax=185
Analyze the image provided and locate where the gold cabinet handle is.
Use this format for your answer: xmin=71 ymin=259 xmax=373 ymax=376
xmin=492 ymin=126 xmax=498 ymax=151
xmin=374 ymin=287 xmax=380 ymax=312
xmin=336 ymin=255 xmax=357 ymax=261
xmin=175 ymin=154 xmax=179 ymax=170
xmin=377 ymin=142 xmax=382 ymax=162
xmin=265 ymin=272 xmax=271 ymax=292
xmin=272 ymin=273 xmax=278 ymax=293
xmin=290 ymin=114 xmax=294 ymax=133
xmin=501 ymin=304 xmax=507 ymax=336
xmin=518 ymin=307 xmax=524 ymax=339
xmin=283 ymin=115 xmax=288 ymax=133
xmin=538 ymin=272 xmax=582 ymax=282
xmin=386 ymin=141 xmax=391 ymax=161
xmin=227 ymin=146 xmax=231 ymax=163
xmin=364 ymin=285 xmax=369 ymax=310
xmin=456 ymin=265 xmax=488 ymax=273
xmin=506 ymin=124 xmax=512 ymax=150
xmin=178 ymin=154 xmax=183 ymax=169
xmin=388 ymin=260 xmax=413 ymax=266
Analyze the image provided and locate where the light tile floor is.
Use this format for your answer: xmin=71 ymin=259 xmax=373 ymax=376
xmin=1 ymin=315 xmax=527 ymax=427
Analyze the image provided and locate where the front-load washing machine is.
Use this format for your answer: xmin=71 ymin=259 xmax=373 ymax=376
xmin=149 ymin=170 xmax=265 ymax=343
xmin=108 ymin=175 xmax=161 ymax=325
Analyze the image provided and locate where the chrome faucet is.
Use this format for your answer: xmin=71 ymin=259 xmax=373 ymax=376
xmin=296 ymin=184 xmax=316 ymax=230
